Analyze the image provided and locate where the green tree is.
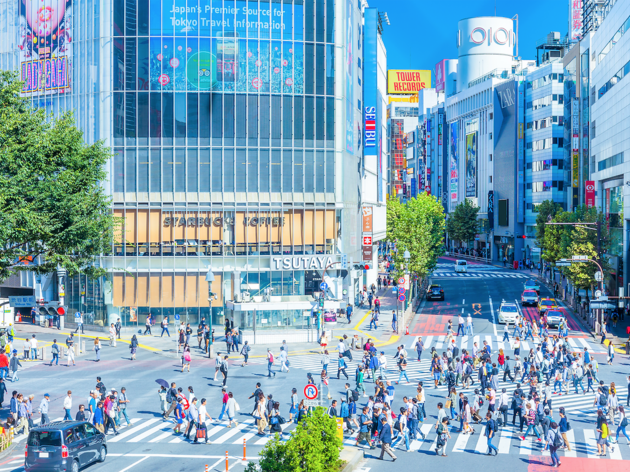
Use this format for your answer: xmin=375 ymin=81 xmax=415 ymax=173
xmin=0 ymin=71 xmax=118 ymax=282
xmin=244 ymin=407 xmax=343 ymax=472
xmin=446 ymin=199 xmax=480 ymax=246
xmin=386 ymin=193 xmax=445 ymax=279
xmin=534 ymin=200 xmax=562 ymax=251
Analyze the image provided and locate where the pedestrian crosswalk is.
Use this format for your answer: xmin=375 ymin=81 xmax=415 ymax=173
xmin=432 ymin=271 xmax=528 ymax=279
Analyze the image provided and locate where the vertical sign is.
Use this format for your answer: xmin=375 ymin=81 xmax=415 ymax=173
xmin=362 ymin=206 xmax=373 ymax=233
xmin=345 ymin=0 xmax=355 ymax=154
xmin=585 ymin=180 xmax=595 ymax=207
xmin=435 ymin=59 xmax=447 ymax=93
xmin=572 ymin=98 xmax=579 ymax=188
xmin=569 ymin=0 xmax=583 ymax=41
xmin=449 ymin=122 xmax=459 ymax=202
xmin=488 ymin=191 xmax=494 ymax=230
xmin=465 ymin=132 xmax=478 ymax=198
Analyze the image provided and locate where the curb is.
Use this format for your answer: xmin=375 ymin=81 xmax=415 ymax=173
xmin=0 ymin=443 xmax=17 ymax=463
xmin=340 ymin=447 xmax=364 ymax=472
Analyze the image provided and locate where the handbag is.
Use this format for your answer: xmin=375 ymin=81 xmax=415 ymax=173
xmin=196 ymin=427 xmax=206 ymax=439
xmin=235 ymin=401 xmax=241 ymax=412
xmin=445 ymin=400 xmax=452 ymax=409
xmin=270 ymin=416 xmax=279 ymax=425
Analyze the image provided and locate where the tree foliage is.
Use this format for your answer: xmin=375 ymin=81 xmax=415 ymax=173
xmin=244 ymin=407 xmax=343 ymax=472
xmin=446 ymin=199 xmax=480 ymax=245
xmin=0 ymin=71 xmax=118 ymax=282
xmin=386 ymin=193 xmax=445 ymax=279
xmin=542 ymin=205 xmax=610 ymax=290
xmin=534 ymin=200 xmax=563 ymax=251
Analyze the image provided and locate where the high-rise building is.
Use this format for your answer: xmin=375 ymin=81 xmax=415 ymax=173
xmin=0 ymin=0 xmax=381 ymax=339
xmin=582 ymin=0 xmax=607 ymax=36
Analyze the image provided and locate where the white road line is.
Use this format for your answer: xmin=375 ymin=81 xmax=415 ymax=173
xmin=149 ymin=431 xmax=175 ymax=443
xmin=609 ymin=440 xmax=623 ymax=460
xmin=212 ymin=420 xmax=255 ymax=444
xmin=489 ymin=297 xmax=497 ymax=336
xmin=498 ymin=425 xmax=515 ymax=454
xmin=563 ymin=430 xmax=577 ymax=457
xmin=128 ymin=422 xmax=174 ymax=442
xmin=424 ymin=336 xmax=434 ymax=350
xmin=485 ymin=335 xmax=493 ymax=351
xmin=452 ymin=431 xmax=472 ymax=453
xmin=463 ymin=299 xmax=465 ymax=305
xmin=108 ymin=419 xmax=160 ymax=442
xmin=119 ymin=456 xmax=150 ymax=472
xmin=474 ymin=426 xmax=488 ymax=454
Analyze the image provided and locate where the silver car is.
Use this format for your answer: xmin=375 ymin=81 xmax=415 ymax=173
xmin=546 ymin=310 xmax=565 ymax=327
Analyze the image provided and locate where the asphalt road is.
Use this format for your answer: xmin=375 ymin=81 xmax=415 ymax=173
xmin=2 ymin=258 xmax=629 ymax=472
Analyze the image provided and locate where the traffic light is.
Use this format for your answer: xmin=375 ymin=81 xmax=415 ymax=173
xmin=363 ymin=263 xmax=373 ymax=271
xmin=40 ymin=302 xmax=66 ymax=317
xmin=319 ymin=297 xmax=325 ymax=308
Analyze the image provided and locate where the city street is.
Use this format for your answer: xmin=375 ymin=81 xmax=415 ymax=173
xmin=1 ymin=258 xmax=627 ymax=472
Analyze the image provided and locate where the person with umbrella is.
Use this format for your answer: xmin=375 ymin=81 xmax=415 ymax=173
xmin=156 ymin=379 xmax=169 ymax=416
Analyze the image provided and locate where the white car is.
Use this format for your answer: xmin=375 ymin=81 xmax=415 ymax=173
xmin=454 ymin=260 xmax=468 ymax=273
xmin=498 ymin=302 xmax=519 ymax=324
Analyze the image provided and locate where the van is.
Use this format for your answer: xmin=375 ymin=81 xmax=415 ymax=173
xmin=25 ymin=421 xmax=107 ymax=472
xmin=454 ymin=260 xmax=468 ymax=273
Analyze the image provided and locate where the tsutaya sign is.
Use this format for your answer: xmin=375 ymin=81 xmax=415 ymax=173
xmin=272 ymin=256 xmax=335 ymax=270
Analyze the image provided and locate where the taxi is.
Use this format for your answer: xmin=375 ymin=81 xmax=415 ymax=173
xmin=538 ymin=297 xmax=558 ymax=315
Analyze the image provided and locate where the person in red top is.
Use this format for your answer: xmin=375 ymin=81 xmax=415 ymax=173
xmin=0 ymin=352 xmax=8 ymax=380
xmin=218 ymin=388 xmax=228 ymax=420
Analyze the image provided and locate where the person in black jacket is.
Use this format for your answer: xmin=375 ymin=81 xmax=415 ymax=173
xmin=378 ymin=417 xmax=397 ymax=461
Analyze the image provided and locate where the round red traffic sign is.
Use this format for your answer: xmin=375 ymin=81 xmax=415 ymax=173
xmin=398 ymin=277 xmax=405 ymax=285
xmin=398 ymin=287 xmax=406 ymax=295
xmin=304 ymin=384 xmax=318 ymax=400
xmin=398 ymin=294 xmax=406 ymax=302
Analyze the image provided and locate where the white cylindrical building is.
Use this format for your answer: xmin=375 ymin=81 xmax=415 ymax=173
xmin=456 ymin=17 xmax=515 ymax=92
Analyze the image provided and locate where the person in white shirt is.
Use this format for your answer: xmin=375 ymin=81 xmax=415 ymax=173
xmin=379 ymin=353 xmax=388 ymax=380
xmin=457 ymin=315 xmax=465 ymax=336
xmin=29 ymin=335 xmax=38 ymax=360
xmin=63 ymin=391 xmax=73 ymax=421
xmin=466 ymin=314 xmax=474 ymax=336
xmin=472 ymin=342 xmax=479 ymax=358
xmin=195 ymin=398 xmax=212 ymax=444
xmin=337 ymin=340 xmax=346 ymax=355
xmin=279 ymin=347 xmax=289 ymax=373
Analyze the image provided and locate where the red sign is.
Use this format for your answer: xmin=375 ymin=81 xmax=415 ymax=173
xmin=585 ymin=180 xmax=595 ymax=208
xmin=363 ymin=236 xmax=372 ymax=246
xmin=304 ymin=384 xmax=318 ymax=400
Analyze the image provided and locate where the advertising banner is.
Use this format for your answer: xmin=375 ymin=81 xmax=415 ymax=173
xmin=572 ymin=153 xmax=579 ymax=188
xmin=449 ymin=122 xmax=458 ymax=201
xmin=488 ymin=191 xmax=494 ymax=230
xmin=387 ymin=70 xmax=431 ymax=95
xmin=345 ymin=0 xmax=355 ymax=154
xmin=570 ymin=0 xmax=583 ymax=41
xmin=435 ymin=60 xmax=446 ymax=93
xmin=585 ymin=180 xmax=595 ymax=207
xmin=465 ymin=132 xmax=477 ymax=198
xmin=18 ymin=0 xmax=73 ymax=96
xmin=362 ymin=206 xmax=373 ymax=233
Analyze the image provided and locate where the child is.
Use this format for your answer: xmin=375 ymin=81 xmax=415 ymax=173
xmin=75 ymin=404 xmax=86 ymax=422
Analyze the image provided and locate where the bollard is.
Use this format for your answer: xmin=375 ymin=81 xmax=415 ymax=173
xmin=82 ymin=340 xmax=86 ymax=354
xmin=205 ymin=465 xmax=208 ymax=472
xmin=243 ymin=438 xmax=246 ymax=461
xmin=225 ymin=451 xmax=228 ymax=471
xmin=41 ymin=347 xmax=46 ymax=361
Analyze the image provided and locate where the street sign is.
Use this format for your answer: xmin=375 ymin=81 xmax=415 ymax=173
xmin=398 ymin=277 xmax=405 ymax=285
xmin=398 ymin=287 xmax=406 ymax=295
xmin=174 ymin=314 xmax=180 ymax=321
xmin=595 ymin=271 xmax=602 ymax=282
xmin=392 ymin=288 xmax=398 ymax=294
xmin=572 ymin=255 xmax=588 ymax=261
xmin=304 ymin=399 xmax=319 ymax=407
xmin=8 ymin=296 xmax=35 ymax=307
xmin=304 ymin=384 xmax=318 ymax=400
xmin=595 ymin=290 xmax=602 ymax=298
xmin=319 ymin=282 xmax=328 ymax=291
xmin=555 ymin=263 xmax=571 ymax=267
xmin=362 ymin=236 xmax=373 ymax=246
xmin=398 ymin=294 xmax=406 ymax=302
xmin=341 ymin=254 xmax=348 ymax=269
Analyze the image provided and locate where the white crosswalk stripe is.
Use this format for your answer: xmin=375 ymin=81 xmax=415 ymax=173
xmin=432 ymin=272 xmax=528 ymax=278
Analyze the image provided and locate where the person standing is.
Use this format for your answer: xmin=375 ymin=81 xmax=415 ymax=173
xmin=115 ymin=318 xmax=122 ymax=339
xmin=66 ymin=344 xmax=76 ymax=366
xmin=346 ymin=304 xmax=353 ymax=324
xmin=391 ymin=310 xmax=397 ymax=333
xmin=29 ymin=335 xmax=38 ymax=360
xmin=457 ymin=315 xmax=465 ymax=336
xmin=39 ymin=394 xmax=50 ymax=425
xmin=378 ymin=416 xmax=397 ymax=461
xmin=63 ymin=391 xmax=73 ymax=421
xmin=266 ymin=349 xmax=276 ymax=377
xmin=94 ymin=338 xmax=101 ymax=362
xmin=130 ymin=335 xmax=138 ymax=360
xmin=108 ymin=323 xmax=117 ymax=347
xmin=466 ymin=313 xmax=474 ymax=336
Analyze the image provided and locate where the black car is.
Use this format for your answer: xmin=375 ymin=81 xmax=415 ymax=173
xmin=25 ymin=421 xmax=107 ymax=472
xmin=427 ymin=284 xmax=445 ymax=301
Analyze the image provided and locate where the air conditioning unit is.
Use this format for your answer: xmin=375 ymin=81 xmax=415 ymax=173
xmin=242 ymin=291 xmax=251 ymax=303
xmin=234 ymin=293 xmax=242 ymax=303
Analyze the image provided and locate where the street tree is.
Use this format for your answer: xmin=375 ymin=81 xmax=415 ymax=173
xmin=446 ymin=199 xmax=480 ymax=246
xmin=244 ymin=407 xmax=342 ymax=472
xmin=534 ymin=200 xmax=563 ymax=252
xmin=386 ymin=193 xmax=445 ymax=279
xmin=0 ymin=71 xmax=118 ymax=282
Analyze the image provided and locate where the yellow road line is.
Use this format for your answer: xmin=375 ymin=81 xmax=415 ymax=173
xmin=57 ymin=332 xmax=161 ymax=352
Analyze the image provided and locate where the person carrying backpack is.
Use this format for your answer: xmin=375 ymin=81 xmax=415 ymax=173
xmin=545 ymin=421 xmax=563 ymax=466
xmin=485 ymin=412 xmax=499 ymax=456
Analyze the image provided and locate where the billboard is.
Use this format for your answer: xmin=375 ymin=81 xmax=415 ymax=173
xmin=387 ymin=70 xmax=431 ymax=95
xmin=570 ymin=0 xmax=583 ymax=41
xmin=18 ymin=0 xmax=73 ymax=96
xmin=488 ymin=191 xmax=494 ymax=230
xmin=435 ymin=60 xmax=446 ymax=93
xmin=345 ymin=0 xmax=355 ymax=154
xmin=585 ymin=180 xmax=595 ymax=207
xmin=465 ymin=132 xmax=477 ymax=198
xmin=449 ymin=122 xmax=458 ymax=201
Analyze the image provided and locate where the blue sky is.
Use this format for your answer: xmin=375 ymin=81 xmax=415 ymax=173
xmin=366 ymin=0 xmax=569 ymax=75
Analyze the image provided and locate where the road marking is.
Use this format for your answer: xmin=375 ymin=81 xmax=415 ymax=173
xmin=563 ymin=430 xmax=577 ymax=457
xmin=149 ymin=431 xmax=175 ymax=443
xmin=582 ymin=429 xmax=599 ymax=459
xmin=119 ymin=456 xmax=150 ymax=472
xmin=108 ymin=419 xmax=160 ymax=442
xmin=520 ymin=435 xmax=533 ymax=454
xmin=498 ymin=425 xmax=515 ymax=453
xmin=474 ymin=426 xmax=488 ymax=454
xmin=212 ymin=419 xmax=255 ymax=444
xmin=128 ymin=422 xmax=174 ymax=443
xmin=452 ymin=431 xmax=472 ymax=453
xmin=489 ymin=297 xmax=497 ymax=336
xmin=463 ymin=299 xmax=465 ymax=305
xmin=485 ymin=335 xmax=493 ymax=351
xmin=609 ymin=440 xmax=623 ymax=460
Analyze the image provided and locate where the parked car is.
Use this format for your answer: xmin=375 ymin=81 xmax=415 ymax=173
xmin=545 ymin=309 xmax=565 ymax=327
xmin=521 ymin=289 xmax=539 ymax=306
xmin=523 ymin=279 xmax=541 ymax=294
xmin=538 ymin=298 xmax=558 ymax=316
xmin=426 ymin=284 xmax=445 ymax=301
xmin=498 ymin=301 xmax=519 ymax=324
xmin=25 ymin=421 xmax=107 ymax=472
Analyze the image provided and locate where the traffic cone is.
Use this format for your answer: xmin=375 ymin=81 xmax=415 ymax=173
xmin=405 ymin=325 xmax=409 ymax=335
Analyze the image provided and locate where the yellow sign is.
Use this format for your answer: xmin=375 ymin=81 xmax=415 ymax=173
xmin=387 ymin=70 xmax=431 ymax=95
xmin=572 ymin=153 xmax=579 ymax=187
xmin=335 ymin=418 xmax=344 ymax=441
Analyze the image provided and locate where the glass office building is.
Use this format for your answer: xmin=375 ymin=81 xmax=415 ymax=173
xmin=0 ymin=0 xmax=363 ymax=331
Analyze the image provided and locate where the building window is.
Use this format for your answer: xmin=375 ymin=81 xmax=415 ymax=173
xmin=597 ymin=152 xmax=625 ymax=171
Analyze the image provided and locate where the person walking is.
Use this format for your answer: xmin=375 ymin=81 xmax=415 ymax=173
xmin=63 ymin=391 xmax=73 ymax=421
xmin=240 ymin=341 xmax=251 ymax=367
xmin=520 ymin=403 xmax=542 ymax=442
xmin=546 ymin=421 xmax=563 ymax=467
xmin=39 ymin=394 xmax=50 ymax=425
xmin=226 ymin=392 xmax=238 ymax=428
xmin=130 ymin=335 xmax=138 ymax=360
xmin=485 ymin=412 xmax=499 ymax=456
xmin=466 ymin=314 xmax=474 ymax=336
xmin=378 ymin=416 xmax=397 ymax=461
xmin=615 ymin=406 xmax=630 ymax=444
xmin=50 ymin=340 xmax=60 ymax=366
xmin=144 ymin=316 xmax=152 ymax=335
xmin=117 ymin=387 xmax=132 ymax=427
xmin=596 ymin=410 xmax=609 ymax=456
xmin=220 ymin=355 xmax=229 ymax=387
xmin=172 ymin=397 xmax=186 ymax=435
xmin=194 ymin=398 xmax=212 ymax=444
xmin=279 ymin=347 xmax=290 ymax=373
xmin=29 ymin=335 xmax=38 ymax=360
xmin=93 ymin=337 xmax=101 ymax=362
xmin=181 ymin=347 xmax=191 ymax=373
xmin=109 ymin=323 xmax=117 ymax=347
xmin=184 ymin=397 xmax=199 ymax=441
xmin=435 ymin=417 xmax=451 ymax=456
xmin=414 ymin=337 xmax=424 ymax=361
xmin=161 ymin=317 xmax=170 ymax=337
xmin=337 ymin=353 xmax=349 ymax=380
xmin=266 ymin=349 xmax=276 ymax=377
xmin=9 ymin=350 xmax=21 ymax=381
